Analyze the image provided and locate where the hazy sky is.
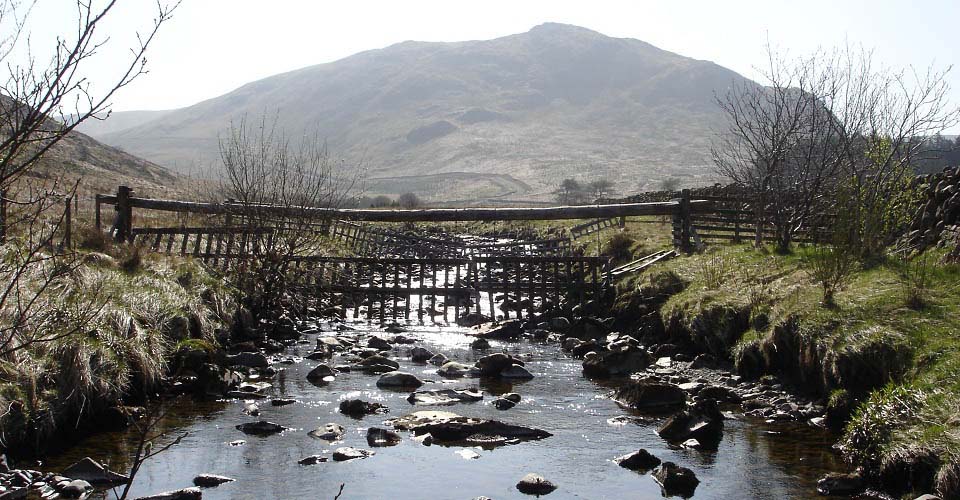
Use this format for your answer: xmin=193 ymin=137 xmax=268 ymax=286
xmin=19 ymin=0 xmax=960 ymax=132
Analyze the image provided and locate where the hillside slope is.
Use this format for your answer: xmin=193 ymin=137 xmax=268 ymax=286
xmin=99 ymin=23 xmax=748 ymax=201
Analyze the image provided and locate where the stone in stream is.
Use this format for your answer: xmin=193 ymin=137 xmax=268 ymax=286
xmin=235 ymin=421 xmax=287 ymax=435
xmin=270 ymin=398 xmax=296 ymax=407
xmin=613 ymin=379 xmax=686 ymax=412
xmin=376 ymin=371 xmax=424 ymax=390
xmin=308 ymin=423 xmax=345 ymax=441
xmin=614 ymin=449 xmax=662 ymax=472
xmin=339 ymin=399 xmax=389 ymax=417
xmin=366 ymin=427 xmax=403 ymax=447
xmin=500 ymin=365 xmax=534 ymax=379
xmin=332 ymin=447 xmax=375 ymax=461
xmin=192 ymin=474 xmax=235 ymax=487
xmin=653 ymin=462 xmax=699 ymax=498
xmin=698 ymin=385 xmax=741 ymax=403
xmin=131 ymin=487 xmax=202 ymax=500
xmin=298 ymin=455 xmax=328 ymax=465
xmin=476 ymin=320 xmax=523 ymax=340
xmin=225 ymin=352 xmax=268 ymax=368
xmin=367 ymin=336 xmax=393 ymax=350
xmin=384 ymin=324 xmax=407 ymax=334
xmin=470 ymin=338 xmax=491 ymax=350
xmin=386 ymin=411 xmax=551 ymax=445
xmin=356 ymin=354 xmax=400 ymax=373
xmin=516 ymin=473 xmax=557 ymax=495
xmin=407 ymin=389 xmax=483 ymax=405
xmin=305 ymin=350 xmax=330 ymax=360
xmin=437 ymin=361 xmax=473 ymax=378
xmin=410 ymin=346 xmax=435 ymax=363
xmin=475 ymin=353 xmax=523 ymax=377
xmin=493 ymin=392 xmax=522 ymax=410
xmin=816 ymin=472 xmax=865 ymax=496
xmin=428 ymin=353 xmax=449 ymax=366
xmin=62 ymin=457 xmax=129 ymax=485
xmin=305 ymin=364 xmax=336 ymax=383
xmin=581 ymin=346 xmax=651 ymax=378
xmin=243 ymin=403 xmax=260 ymax=416
xmin=59 ymin=479 xmax=93 ymax=498
xmin=656 ymin=399 xmax=724 ymax=449
xmin=456 ymin=312 xmax=490 ymax=327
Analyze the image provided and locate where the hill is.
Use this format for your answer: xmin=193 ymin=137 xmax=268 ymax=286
xmin=93 ymin=23 xmax=749 ymax=202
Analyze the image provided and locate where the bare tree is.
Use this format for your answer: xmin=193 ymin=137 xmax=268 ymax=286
xmin=588 ymin=178 xmax=615 ymax=200
xmin=397 ymin=192 xmax=421 ymax=209
xmin=216 ymin=114 xmax=361 ymax=326
xmin=713 ymin=44 xmax=959 ymax=254
xmin=0 ymin=0 xmax=178 ymax=358
xmin=555 ymin=178 xmax=587 ymax=205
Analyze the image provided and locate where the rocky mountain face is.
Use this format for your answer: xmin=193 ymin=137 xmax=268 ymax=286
xmin=83 ymin=23 xmax=750 ymax=203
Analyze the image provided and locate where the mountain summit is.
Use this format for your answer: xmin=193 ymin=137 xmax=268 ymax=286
xmin=87 ymin=23 xmax=747 ymax=202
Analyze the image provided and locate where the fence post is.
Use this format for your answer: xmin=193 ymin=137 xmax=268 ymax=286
xmin=0 ymin=189 xmax=6 ymax=244
xmin=63 ymin=195 xmax=72 ymax=248
xmin=95 ymin=194 xmax=102 ymax=231
xmin=116 ymin=185 xmax=133 ymax=243
xmin=677 ymin=189 xmax=692 ymax=252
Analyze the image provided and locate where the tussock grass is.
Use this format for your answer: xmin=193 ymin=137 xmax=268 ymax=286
xmin=0 ymin=243 xmax=234 ymax=450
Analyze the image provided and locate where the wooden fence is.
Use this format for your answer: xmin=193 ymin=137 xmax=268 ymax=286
xmin=569 ymin=216 xmax=626 ymax=240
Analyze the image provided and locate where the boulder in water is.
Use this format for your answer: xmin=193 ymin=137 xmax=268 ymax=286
xmin=308 ymin=423 xmax=345 ymax=441
xmin=376 ymin=371 xmax=424 ymax=389
xmin=437 ymin=361 xmax=473 ymax=378
xmin=653 ymin=462 xmax=699 ymax=497
xmin=516 ymin=473 xmax=557 ymax=495
xmin=613 ymin=379 xmax=686 ymax=412
xmin=410 ymin=346 xmax=435 ymax=362
xmin=656 ymin=399 xmax=724 ymax=449
xmin=339 ymin=399 xmax=389 ymax=417
xmin=235 ymin=421 xmax=287 ymax=435
xmin=366 ymin=427 xmax=402 ymax=447
xmin=614 ymin=449 xmax=661 ymax=472
xmin=192 ymin=474 xmax=235 ymax=487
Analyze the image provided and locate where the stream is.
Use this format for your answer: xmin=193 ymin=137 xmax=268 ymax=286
xmin=40 ymin=320 xmax=846 ymax=499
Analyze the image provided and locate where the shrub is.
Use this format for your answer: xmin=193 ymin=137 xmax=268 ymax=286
xmin=602 ymin=232 xmax=635 ymax=261
xmin=897 ymin=252 xmax=933 ymax=309
xmin=802 ymin=244 xmax=857 ymax=307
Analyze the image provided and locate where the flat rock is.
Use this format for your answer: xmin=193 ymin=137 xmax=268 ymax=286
xmin=235 ymin=421 xmax=287 ymax=435
xmin=816 ymin=472 xmax=864 ymax=496
xmin=386 ymin=411 xmax=551 ymax=446
xmin=271 ymin=398 xmax=296 ymax=407
xmin=477 ymin=320 xmax=523 ymax=340
xmin=308 ymin=423 xmax=345 ymax=441
xmin=192 ymin=474 xmax=235 ymax=487
xmin=298 ymin=455 xmax=328 ymax=465
xmin=407 ymin=389 xmax=483 ymax=406
xmin=475 ymin=353 xmax=523 ymax=377
xmin=132 ymin=487 xmax=202 ymax=500
xmin=437 ymin=361 xmax=473 ymax=378
xmin=516 ymin=473 xmax=557 ymax=495
xmin=59 ymin=479 xmax=93 ymax=498
xmin=62 ymin=457 xmax=129 ymax=485
xmin=470 ymin=338 xmax=491 ymax=350
xmin=367 ymin=336 xmax=393 ymax=351
xmin=357 ymin=355 xmax=400 ymax=371
xmin=332 ymin=447 xmax=375 ymax=461
xmin=582 ymin=347 xmax=651 ymax=378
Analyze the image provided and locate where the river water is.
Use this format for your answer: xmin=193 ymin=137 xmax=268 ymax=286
xmin=42 ymin=321 xmax=845 ymax=499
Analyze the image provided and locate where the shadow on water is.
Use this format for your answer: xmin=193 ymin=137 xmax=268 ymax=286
xmin=38 ymin=322 xmax=846 ymax=499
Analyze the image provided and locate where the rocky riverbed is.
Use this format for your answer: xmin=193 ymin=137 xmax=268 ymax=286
xmin=25 ymin=317 xmax=851 ymax=499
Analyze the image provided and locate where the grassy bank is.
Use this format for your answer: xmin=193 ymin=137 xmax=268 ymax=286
xmin=608 ymin=239 xmax=960 ymax=497
xmin=0 ymin=232 xmax=235 ymax=454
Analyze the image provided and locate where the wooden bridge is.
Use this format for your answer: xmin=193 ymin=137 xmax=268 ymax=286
xmin=95 ymin=186 xmax=713 ymax=323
